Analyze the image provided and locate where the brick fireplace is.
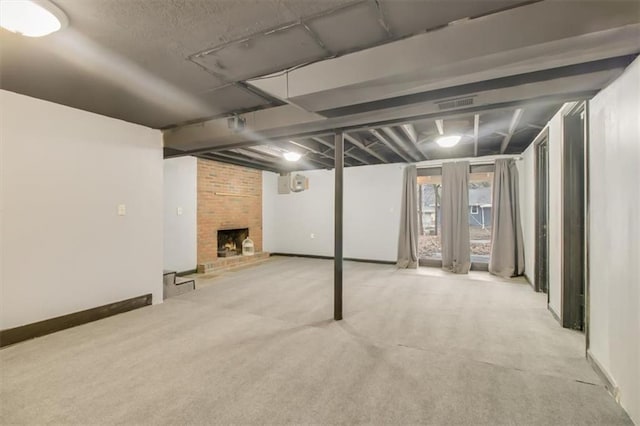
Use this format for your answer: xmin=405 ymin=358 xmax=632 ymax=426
xmin=197 ymin=158 xmax=263 ymax=269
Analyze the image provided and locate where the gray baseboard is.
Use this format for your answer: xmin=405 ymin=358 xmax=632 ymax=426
xmin=0 ymin=294 xmax=152 ymax=348
xmin=419 ymin=258 xmax=489 ymax=272
xmin=548 ymin=304 xmax=561 ymax=324
xmin=524 ymin=273 xmax=535 ymax=289
xmin=176 ymin=269 xmax=197 ymax=277
xmin=270 ymin=253 xmax=395 ymax=265
xmin=587 ymin=350 xmax=620 ymax=402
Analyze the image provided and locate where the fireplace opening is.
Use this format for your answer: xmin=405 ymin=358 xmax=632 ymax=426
xmin=217 ymin=228 xmax=249 ymax=257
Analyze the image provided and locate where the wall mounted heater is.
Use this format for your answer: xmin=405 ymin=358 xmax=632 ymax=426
xmin=278 ymin=173 xmax=309 ymax=194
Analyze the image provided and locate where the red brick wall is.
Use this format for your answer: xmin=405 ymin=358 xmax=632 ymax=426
xmin=197 ymin=159 xmax=262 ymax=264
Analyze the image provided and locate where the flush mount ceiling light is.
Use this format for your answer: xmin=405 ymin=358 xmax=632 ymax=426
xmin=283 ymin=151 xmax=301 ymax=162
xmin=0 ymin=0 xmax=68 ymax=37
xmin=436 ymin=135 xmax=462 ymax=148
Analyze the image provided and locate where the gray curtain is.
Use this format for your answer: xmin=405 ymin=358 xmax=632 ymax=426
xmin=397 ymin=165 xmax=419 ymax=269
xmin=489 ymin=159 xmax=525 ymax=277
xmin=441 ymin=162 xmax=471 ymax=274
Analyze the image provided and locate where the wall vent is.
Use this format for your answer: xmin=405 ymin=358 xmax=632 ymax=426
xmin=436 ymin=97 xmax=474 ymax=110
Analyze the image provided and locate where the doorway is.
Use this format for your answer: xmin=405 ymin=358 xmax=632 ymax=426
xmin=534 ymin=132 xmax=549 ymax=294
xmin=562 ymin=102 xmax=587 ymax=331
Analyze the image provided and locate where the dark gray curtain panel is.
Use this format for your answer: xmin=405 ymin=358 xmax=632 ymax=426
xmin=397 ymin=165 xmax=419 ymax=269
xmin=489 ymin=159 xmax=525 ymax=277
xmin=441 ymin=162 xmax=471 ymax=274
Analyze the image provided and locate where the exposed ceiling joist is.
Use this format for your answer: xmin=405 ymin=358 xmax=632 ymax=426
xmin=501 ymin=108 xmax=524 ymax=153
xmin=381 ymin=127 xmax=423 ymax=162
xmin=311 ymin=136 xmax=370 ymax=165
xmin=369 ymin=129 xmax=413 ymax=162
xmin=300 ymin=155 xmax=334 ymax=169
xmin=244 ymin=146 xmax=283 ymax=159
xmin=400 ymin=124 xmax=418 ymax=144
xmin=233 ymin=148 xmax=279 ymax=163
xmin=202 ymin=152 xmax=279 ymax=173
xmin=212 ymin=151 xmax=273 ymax=168
xmin=286 ymin=140 xmax=334 ymax=168
xmin=473 ymin=114 xmax=480 ymax=157
xmin=344 ymin=133 xmax=388 ymax=163
xmin=290 ymin=139 xmax=363 ymax=167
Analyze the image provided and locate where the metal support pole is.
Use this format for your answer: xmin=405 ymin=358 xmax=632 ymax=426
xmin=334 ymin=132 xmax=343 ymax=321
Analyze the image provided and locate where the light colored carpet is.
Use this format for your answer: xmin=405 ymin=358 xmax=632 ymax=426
xmin=0 ymin=257 xmax=632 ymax=424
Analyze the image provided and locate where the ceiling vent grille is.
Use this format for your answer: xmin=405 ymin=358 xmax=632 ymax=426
xmin=436 ymin=97 xmax=474 ymax=110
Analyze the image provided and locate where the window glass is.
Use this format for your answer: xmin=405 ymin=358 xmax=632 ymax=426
xmin=469 ymin=172 xmax=493 ymax=264
xmin=416 ymin=170 xmax=494 ymax=264
xmin=417 ymin=175 xmax=442 ymax=260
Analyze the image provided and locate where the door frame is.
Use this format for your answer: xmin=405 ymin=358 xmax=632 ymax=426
xmin=583 ymin=101 xmax=591 ymax=351
xmin=561 ymin=101 xmax=588 ymax=331
xmin=533 ymin=128 xmax=550 ymax=295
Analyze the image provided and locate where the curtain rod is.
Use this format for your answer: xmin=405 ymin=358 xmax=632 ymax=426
xmin=415 ymin=154 xmax=522 ymax=169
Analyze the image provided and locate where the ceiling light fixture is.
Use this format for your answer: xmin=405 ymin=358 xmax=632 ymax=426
xmin=0 ymin=0 xmax=68 ymax=37
xmin=283 ymin=151 xmax=301 ymax=162
xmin=436 ymin=135 xmax=462 ymax=148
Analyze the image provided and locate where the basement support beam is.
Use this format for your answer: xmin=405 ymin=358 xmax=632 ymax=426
xmin=334 ymin=132 xmax=343 ymax=321
xmin=369 ymin=129 xmax=413 ymax=163
xmin=501 ymin=108 xmax=524 ymax=153
xmin=473 ymin=114 xmax=480 ymax=157
xmin=344 ymin=133 xmax=388 ymax=163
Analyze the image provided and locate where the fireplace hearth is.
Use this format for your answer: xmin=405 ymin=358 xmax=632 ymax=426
xmin=217 ymin=228 xmax=249 ymax=258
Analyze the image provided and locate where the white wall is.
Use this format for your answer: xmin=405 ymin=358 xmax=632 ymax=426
xmin=519 ymin=105 xmax=566 ymax=318
xmin=263 ymin=163 xmax=404 ymax=262
xmin=546 ymin=109 xmax=565 ymax=318
xmin=163 ymin=157 xmax=197 ymax=272
xmin=0 ymin=90 xmax=163 ymax=330
xmin=588 ymin=57 xmax=640 ymax=424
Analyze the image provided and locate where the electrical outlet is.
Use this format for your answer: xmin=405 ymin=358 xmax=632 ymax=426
xmin=177 ymin=207 xmax=183 ymax=216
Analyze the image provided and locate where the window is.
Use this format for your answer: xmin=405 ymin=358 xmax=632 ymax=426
xmin=417 ymin=166 xmax=494 ymax=267
xmin=417 ymin=175 xmax=442 ymax=260
xmin=469 ymin=172 xmax=493 ymax=264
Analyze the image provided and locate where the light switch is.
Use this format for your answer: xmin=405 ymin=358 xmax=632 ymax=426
xmin=117 ymin=204 xmax=126 ymax=216
xmin=310 ymin=233 xmax=315 ymax=239
xmin=177 ymin=207 xmax=183 ymax=216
